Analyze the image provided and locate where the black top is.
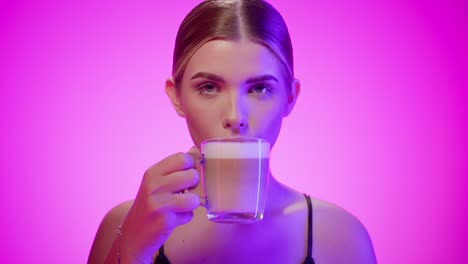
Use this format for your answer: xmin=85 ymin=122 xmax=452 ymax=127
xmin=155 ymin=193 xmax=315 ymax=264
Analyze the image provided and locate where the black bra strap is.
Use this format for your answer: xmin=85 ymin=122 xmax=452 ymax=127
xmin=303 ymin=194 xmax=316 ymax=264
xmin=154 ymin=245 xmax=171 ymax=264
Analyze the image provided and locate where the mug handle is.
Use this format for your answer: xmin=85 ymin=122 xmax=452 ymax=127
xmin=197 ymin=154 xmax=206 ymax=166
xmin=197 ymin=154 xmax=207 ymax=207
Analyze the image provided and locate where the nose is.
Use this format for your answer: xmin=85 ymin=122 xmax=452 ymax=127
xmin=222 ymin=92 xmax=248 ymax=134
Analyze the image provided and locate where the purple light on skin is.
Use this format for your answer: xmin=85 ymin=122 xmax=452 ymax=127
xmin=1 ymin=0 xmax=465 ymax=262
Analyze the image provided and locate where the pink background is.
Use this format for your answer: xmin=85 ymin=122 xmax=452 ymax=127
xmin=1 ymin=0 xmax=466 ymax=263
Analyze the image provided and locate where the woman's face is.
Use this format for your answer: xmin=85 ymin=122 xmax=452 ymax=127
xmin=167 ymin=39 xmax=299 ymax=148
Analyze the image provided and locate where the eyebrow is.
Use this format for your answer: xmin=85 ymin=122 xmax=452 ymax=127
xmin=190 ymin=72 xmax=279 ymax=83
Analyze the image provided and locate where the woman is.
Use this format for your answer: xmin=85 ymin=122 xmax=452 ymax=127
xmin=89 ymin=1 xmax=376 ymax=263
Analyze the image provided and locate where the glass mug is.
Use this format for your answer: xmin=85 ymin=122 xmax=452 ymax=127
xmin=199 ymin=137 xmax=270 ymax=224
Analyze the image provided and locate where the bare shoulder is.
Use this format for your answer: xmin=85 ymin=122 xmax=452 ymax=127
xmin=88 ymin=200 xmax=134 ymax=264
xmin=311 ymin=197 xmax=377 ymax=264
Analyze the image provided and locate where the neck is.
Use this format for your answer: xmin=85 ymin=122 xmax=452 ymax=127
xmin=264 ymin=173 xmax=297 ymax=213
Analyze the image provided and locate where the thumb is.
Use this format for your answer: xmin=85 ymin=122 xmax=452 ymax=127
xmin=187 ymin=146 xmax=201 ymax=166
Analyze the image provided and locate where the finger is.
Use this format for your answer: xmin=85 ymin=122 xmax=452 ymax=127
xmin=175 ymin=211 xmax=195 ymax=226
xmin=156 ymin=192 xmax=201 ymax=213
xmin=187 ymin=146 xmax=201 ymax=162
xmin=188 ymin=146 xmax=205 ymax=171
xmin=153 ymin=169 xmax=199 ymax=193
xmin=148 ymin=152 xmax=197 ymax=177
xmin=148 ymin=211 xmax=193 ymax=232
xmin=172 ymin=192 xmax=201 ymax=212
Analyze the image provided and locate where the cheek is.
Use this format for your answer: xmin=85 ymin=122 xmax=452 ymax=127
xmin=251 ymin=103 xmax=285 ymax=141
xmin=182 ymin=100 xmax=221 ymax=142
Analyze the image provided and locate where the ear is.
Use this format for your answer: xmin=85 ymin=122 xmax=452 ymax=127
xmin=283 ymin=78 xmax=301 ymax=117
xmin=165 ymin=78 xmax=186 ymax=118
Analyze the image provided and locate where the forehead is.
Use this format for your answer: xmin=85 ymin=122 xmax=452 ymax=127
xmin=183 ymin=40 xmax=283 ymax=83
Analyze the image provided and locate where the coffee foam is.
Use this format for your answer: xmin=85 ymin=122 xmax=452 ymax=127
xmin=202 ymin=141 xmax=270 ymax=159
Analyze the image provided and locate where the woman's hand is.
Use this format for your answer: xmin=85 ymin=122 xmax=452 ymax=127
xmin=119 ymin=146 xmax=201 ymax=263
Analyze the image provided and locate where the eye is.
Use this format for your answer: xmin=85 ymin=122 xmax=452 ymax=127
xmin=249 ymin=83 xmax=272 ymax=95
xmin=198 ymin=82 xmax=218 ymax=95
